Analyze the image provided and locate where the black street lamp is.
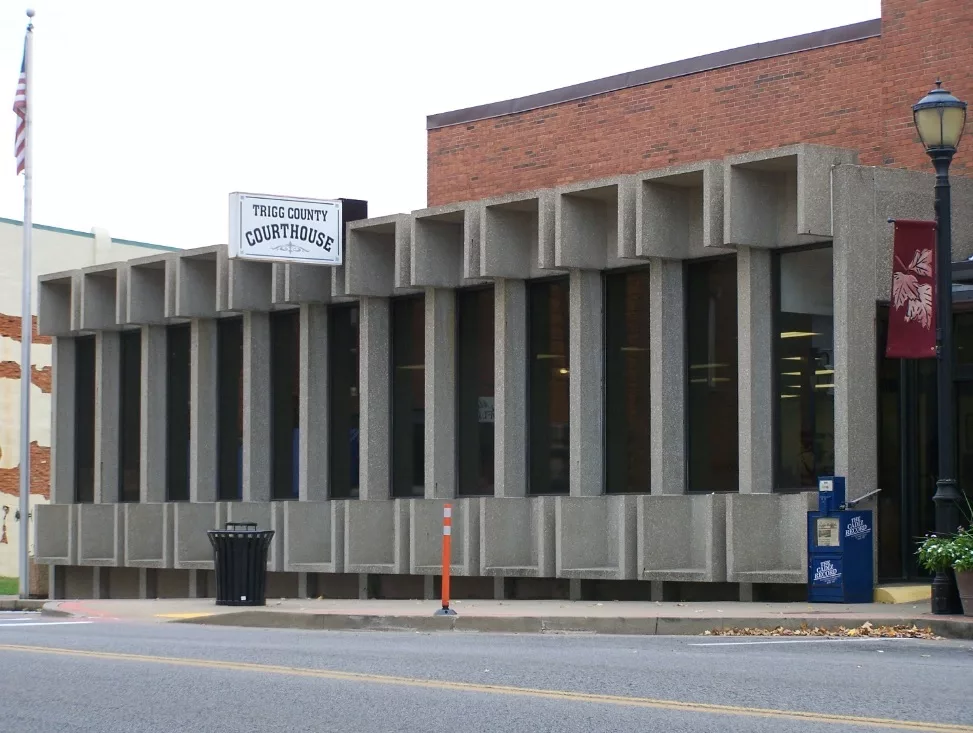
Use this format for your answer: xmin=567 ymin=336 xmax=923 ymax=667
xmin=913 ymin=80 xmax=968 ymax=615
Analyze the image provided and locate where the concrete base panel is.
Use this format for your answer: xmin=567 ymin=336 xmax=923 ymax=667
xmin=156 ymin=569 xmax=192 ymax=598
xmin=174 ymin=503 xmax=224 ymax=570
xmin=344 ymin=500 xmax=409 ymax=574
xmin=281 ymin=500 xmax=344 ymax=573
xmin=108 ymin=567 xmax=141 ymax=599
xmin=726 ymin=492 xmax=816 ymax=583
xmin=78 ymin=504 xmax=123 ymax=566
xmin=123 ymin=503 xmax=173 ymax=568
xmin=266 ymin=572 xmax=300 ymax=599
xmin=62 ymin=566 xmax=94 ymax=599
xmin=409 ymin=498 xmax=480 ymax=576
xmin=479 ymin=497 xmax=555 ymax=577
xmin=637 ymin=494 xmax=727 ymax=582
xmin=555 ymin=496 xmax=637 ymax=580
xmin=33 ymin=504 xmax=76 ymax=564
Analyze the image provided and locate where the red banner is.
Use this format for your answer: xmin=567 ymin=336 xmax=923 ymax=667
xmin=886 ymin=219 xmax=937 ymax=359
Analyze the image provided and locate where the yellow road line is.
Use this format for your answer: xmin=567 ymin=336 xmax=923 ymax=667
xmin=0 ymin=643 xmax=967 ymax=732
xmin=154 ymin=613 xmax=215 ymax=620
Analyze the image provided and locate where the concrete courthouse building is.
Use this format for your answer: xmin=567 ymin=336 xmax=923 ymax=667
xmin=33 ymin=0 xmax=973 ymax=601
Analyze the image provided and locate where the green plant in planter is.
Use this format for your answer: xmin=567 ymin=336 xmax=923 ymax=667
xmin=953 ymin=531 xmax=973 ymax=573
xmin=917 ymin=534 xmax=959 ymax=573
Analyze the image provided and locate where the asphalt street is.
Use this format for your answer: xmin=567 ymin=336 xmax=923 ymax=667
xmin=0 ymin=611 xmax=969 ymax=732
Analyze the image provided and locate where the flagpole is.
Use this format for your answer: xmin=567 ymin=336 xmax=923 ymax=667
xmin=18 ymin=9 xmax=35 ymax=600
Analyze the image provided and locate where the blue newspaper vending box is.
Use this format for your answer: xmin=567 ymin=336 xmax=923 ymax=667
xmin=807 ymin=476 xmax=874 ymax=603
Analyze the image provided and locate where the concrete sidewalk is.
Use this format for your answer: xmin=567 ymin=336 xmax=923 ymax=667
xmin=40 ymin=597 xmax=973 ymax=639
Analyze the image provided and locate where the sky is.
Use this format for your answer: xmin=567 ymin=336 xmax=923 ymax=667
xmin=0 ymin=0 xmax=881 ymax=249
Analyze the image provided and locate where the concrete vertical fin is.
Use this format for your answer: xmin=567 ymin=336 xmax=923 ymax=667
xmin=569 ymin=269 xmax=604 ymax=496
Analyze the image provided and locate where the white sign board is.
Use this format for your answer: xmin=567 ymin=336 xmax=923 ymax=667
xmin=229 ymin=192 xmax=343 ymax=265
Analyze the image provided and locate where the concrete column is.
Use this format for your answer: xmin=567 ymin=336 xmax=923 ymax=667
xmin=650 ymin=259 xmax=686 ymax=494
xmin=425 ymin=288 xmax=456 ymax=499
xmin=188 ymin=569 xmax=201 ymax=598
xmin=300 ymin=303 xmax=329 ymax=501
xmin=243 ymin=311 xmax=271 ymax=502
xmin=138 ymin=568 xmax=158 ymax=599
xmin=94 ymin=331 xmax=120 ymax=504
xmin=494 ymin=279 xmax=527 ymax=498
xmin=359 ymin=297 xmax=390 ymax=500
xmin=569 ymin=269 xmax=604 ymax=496
xmin=190 ymin=319 xmax=217 ymax=503
xmin=737 ymin=246 xmax=773 ymax=494
xmin=832 ymin=167 xmax=878 ymax=500
xmin=50 ymin=337 xmax=76 ymax=504
xmin=140 ymin=325 xmax=167 ymax=503
xmin=93 ymin=567 xmax=109 ymax=599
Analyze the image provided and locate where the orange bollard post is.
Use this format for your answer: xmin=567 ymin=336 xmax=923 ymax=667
xmin=434 ymin=503 xmax=456 ymax=616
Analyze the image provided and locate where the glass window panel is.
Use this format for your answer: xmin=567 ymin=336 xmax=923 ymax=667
xmin=392 ymin=295 xmax=425 ymax=498
xmin=686 ymin=257 xmax=739 ymax=492
xmin=74 ymin=336 xmax=96 ymax=503
xmin=166 ymin=324 xmax=191 ymax=502
xmin=775 ymin=247 xmax=835 ymax=489
xmin=529 ymin=278 xmax=570 ymax=495
xmin=118 ymin=329 xmax=141 ymax=502
xmin=271 ymin=310 xmax=300 ymax=500
xmin=457 ymin=287 xmax=495 ymax=496
xmin=217 ymin=317 xmax=243 ymax=501
xmin=329 ymin=305 xmax=360 ymax=499
xmin=605 ymin=269 xmax=651 ymax=494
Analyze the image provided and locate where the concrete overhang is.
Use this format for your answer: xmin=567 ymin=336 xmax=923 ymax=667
xmin=339 ymin=214 xmax=415 ymax=298
xmin=37 ymin=269 xmax=80 ymax=337
xmin=554 ymin=176 xmax=637 ymax=269
xmin=216 ymin=247 xmax=276 ymax=313
xmin=478 ymin=189 xmax=558 ymax=278
xmin=172 ymin=245 xmax=222 ymax=319
xmin=411 ymin=203 xmax=481 ymax=287
xmin=635 ymin=160 xmax=733 ymax=259
xmin=79 ymin=262 xmax=126 ymax=331
xmin=122 ymin=252 xmax=176 ymax=326
xmin=724 ymin=144 xmax=858 ymax=248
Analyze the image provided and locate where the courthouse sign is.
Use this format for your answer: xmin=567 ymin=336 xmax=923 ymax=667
xmin=229 ymin=192 xmax=343 ymax=265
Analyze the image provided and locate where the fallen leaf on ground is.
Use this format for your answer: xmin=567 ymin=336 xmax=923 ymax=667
xmin=703 ymin=623 xmax=941 ymax=640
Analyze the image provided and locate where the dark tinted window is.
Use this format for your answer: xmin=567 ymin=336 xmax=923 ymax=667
xmin=528 ymin=278 xmax=570 ymax=495
xmin=686 ymin=257 xmax=738 ymax=492
xmin=391 ymin=295 xmax=425 ymax=498
xmin=271 ymin=310 xmax=300 ymax=500
xmin=118 ymin=329 xmax=141 ymax=502
xmin=775 ymin=247 xmax=835 ymax=489
xmin=166 ymin=324 xmax=191 ymax=501
xmin=457 ymin=287 xmax=495 ymax=496
xmin=605 ymin=269 xmax=651 ymax=493
xmin=329 ymin=305 xmax=360 ymax=499
xmin=217 ymin=317 xmax=243 ymax=501
xmin=74 ymin=336 xmax=96 ymax=503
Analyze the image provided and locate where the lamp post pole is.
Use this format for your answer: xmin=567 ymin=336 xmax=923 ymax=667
xmin=931 ymin=146 xmax=964 ymax=615
xmin=913 ymin=79 xmax=968 ymax=615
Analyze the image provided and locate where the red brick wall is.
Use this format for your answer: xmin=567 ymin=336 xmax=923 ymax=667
xmin=427 ymin=0 xmax=973 ymax=206
xmin=0 ymin=314 xmax=52 ymax=499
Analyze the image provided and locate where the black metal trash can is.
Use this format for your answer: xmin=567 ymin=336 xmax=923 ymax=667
xmin=207 ymin=522 xmax=275 ymax=606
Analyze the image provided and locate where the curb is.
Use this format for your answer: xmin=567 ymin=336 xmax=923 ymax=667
xmin=0 ymin=599 xmax=46 ymax=612
xmin=172 ymin=612 xmax=973 ymax=640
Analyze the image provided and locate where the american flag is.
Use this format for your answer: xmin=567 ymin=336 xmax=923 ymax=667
xmin=13 ymin=41 xmax=26 ymax=175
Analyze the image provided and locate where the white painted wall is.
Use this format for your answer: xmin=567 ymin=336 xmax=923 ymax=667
xmin=0 ymin=218 xmax=175 ymax=580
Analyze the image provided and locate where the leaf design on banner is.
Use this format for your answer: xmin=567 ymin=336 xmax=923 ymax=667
xmin=906 ymin=283 xmax=933 ymax=329
xmin=892 ymin=271 xmax=919 ymax=310
xmin=909 ymin=248 xmax=933 ymax=278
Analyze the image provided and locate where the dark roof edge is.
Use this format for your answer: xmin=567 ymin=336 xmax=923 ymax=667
xmin=426 ymin=18 xmax=881 ymax=130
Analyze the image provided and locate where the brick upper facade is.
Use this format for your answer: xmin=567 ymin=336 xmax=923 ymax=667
xmin=426 ymin=0 xmax=973 ymax=207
